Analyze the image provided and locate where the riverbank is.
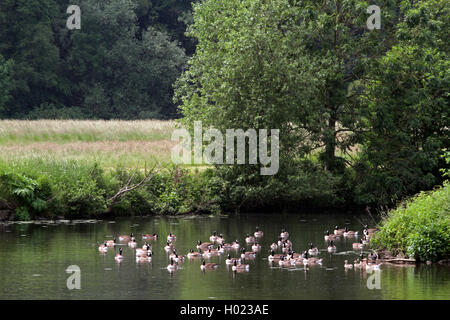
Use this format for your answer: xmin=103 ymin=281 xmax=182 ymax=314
xmin=1 ymin=120 xmax=448 ymax=223
xmin=0 ymin=157 xmax=357 ymax=221
xmin=372 ymin=181 xmax=450 ymax=263
xmin=0 ymin=120 xmax=221 ymax=220
xmin=0 ymin=158 xmax=224 ymax=220
xmin=0 ymin=120 xmax=349 ymax=220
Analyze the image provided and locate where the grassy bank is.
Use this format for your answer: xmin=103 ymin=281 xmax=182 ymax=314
xmin=372 ymin=182 xmax=450 ymax=262
xmin=0 ymin=158 xmax=224 ymax=220
xmin=0 ymin=120 xmax=223 ymax=219
xmin=2 ymin=121 xmax=446 ymax=222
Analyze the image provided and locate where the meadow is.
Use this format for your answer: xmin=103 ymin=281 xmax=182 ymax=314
xmin=0 ymin=120 xmax=176 ymax=168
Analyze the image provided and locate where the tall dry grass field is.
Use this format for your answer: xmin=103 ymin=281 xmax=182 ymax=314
xmin=0 ymin=120 xmax=177 ymax=167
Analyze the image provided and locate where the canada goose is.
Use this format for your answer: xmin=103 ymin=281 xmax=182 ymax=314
xmin=172 ymin=254 xmax=184 ymax=263
xmin=202 ymin=249 xmax=213 ymax=259
xmin=164 ymin=241 xmax=174 ymax=253
xmin=128 ymin=239 xmax=137 ymax=248
xmin=232 ymin=260 xmax=250 ymax=271
xmin=167 ymin=232 xmax=176 ymax=242
xmin=251 ymin=242 xmax=261 ymax=252
xmin=362 ymin=236 xmax=370 ymax=245
xmin=115 ymin=248 xmax=124 ymax=261
xmin=372 ymin=263 xmax=381 ymax=271
xmin=278 ymin=256 xmax=293 ymax=267
xmin=222 ymin=243 xmax=232 ymax=250
xmin=354 ymin=259 xmax=362 ymax=268
xmin=136 ymin=247 xmax=152 ymax=257
xmin=215 ymin=245 xmax=224 ymax=254
xmin=209 ymin=231 xmax=218 ymax=243
xmin=231 ymin=240 xmax=240 ymax=249
xmin=302 ymin=251 xmax=323 ymax=265
xmin=225 ymin=254 xmax=241 ymax=265
xmin=240 ymin=248 xmax=256 ymax=260
xmin=217 ymin=234 xmax=225 ymax=245
xmin=245 ymin=234 xmax=255 ymax=244
xmin=208 ymin=247 xmax=221 ymax=256
xmin=280 ymin=229 xmax=289 ymax=239
xmin=308 ymin=243 xmax=319 ymax=256
xmin=277 ymin=237 xmax=284 ymax=246
xmin=197 ymin=240 xmax=213 ymax=251
xmin=324 ymin=230 xmax=338 ymax=241
xmin=327 ymin=241 xmax=337 ymax=253
xmin=169 ymin=250 xmax=179 ymax=260
xmin=292 ymin=258 xmax=305 ymax=266
xmin=270 ymin=243 xmax=278 ymax=251
xmin=142 ymin=242 xmax=152 ymax=251
xmin=268 ymin=250 xmax=283 ymax=261
xmin=281 ymin=241 xmax=292 ymax=253
xmin=106 ymin=238 xmax=116 ymax=246
xmin=334 ymin=226 xmax=345 ymax=235
xmin=98 ymin=243 xmax=108 ymax=253
xmin=167 ymin=259 xmax=177 ymax=272
xmin=187 ymin=249 xmax=201 ymax=259
xmin=119 ymin=233 xmax=134 ymax=241
xmin=286 ymin=250 xmax=294 ymax=260
xmin=254 ymin=227 xmax=264 ymax=238
xmin=136 ymin=252 xmax=152 ymax=262
xmin=142 ymin=233 xmax=158 ymax=240
xmin=359 ymin=253 xmax=367 ymax=268
xmin=343 ymin=227 xmax=358 ymax=237
xmin=363 ymin=225 xmax=378 ymax=235
xmin=200 ymin=260 xmax=218 ymax=271
xmin=352 ymin=239 xmax=364 ymax=250
xmin=344 ymin=260 xmax=353 ymax=269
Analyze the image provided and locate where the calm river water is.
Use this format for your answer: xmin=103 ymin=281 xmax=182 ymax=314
xmin=0 ymin=213 xmax=449 ymax=300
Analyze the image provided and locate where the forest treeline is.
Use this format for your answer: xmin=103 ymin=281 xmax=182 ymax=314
xmin=0 ymin=0 xmax=196 ymax=119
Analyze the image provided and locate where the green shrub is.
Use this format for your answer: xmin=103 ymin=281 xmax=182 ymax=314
xmin=407 ymin=221 xmax=450 ymax=262
xmin=15 ymin=206 xmax=30 ymax=221
xmin=372 ymin=181 xmax=450 ymax=262
xmin=0 ymin=169 xmax=49 ymax=219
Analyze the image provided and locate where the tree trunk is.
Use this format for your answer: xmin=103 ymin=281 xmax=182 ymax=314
xmin=324 ymin=116 xmax=336 ymax=171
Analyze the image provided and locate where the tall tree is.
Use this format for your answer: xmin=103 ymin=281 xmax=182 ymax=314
xmin=0 ymin=54 xmax=14 ymax=115
xmin=67 ymin=0 xmax=187 ymax=119
xmin=175 ymin=0 xmax=399 ymax=169
xmin=0 ymin=0 xmax=62 ymax=117
xmin=356 ymin=0 xmax=449 ymax=204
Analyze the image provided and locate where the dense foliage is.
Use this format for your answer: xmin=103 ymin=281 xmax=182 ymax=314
xmin=0 ymin=159 xmax=223 ymax=219
xmin=372 ymin=181 xmax=450 ymax=262
xmin=175 ymin=0 xmax=449 ymax=208
xmin=0 ymin=0 xmax=195 ymax=119
xmin=356 ymin=0 xmax=449 ymax=204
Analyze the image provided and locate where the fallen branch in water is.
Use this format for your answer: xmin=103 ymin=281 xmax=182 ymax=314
xmin=378 ymin=258 xmax=416 ymax=264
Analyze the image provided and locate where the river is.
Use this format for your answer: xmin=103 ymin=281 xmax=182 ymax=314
xmin=0 ymin=213 xmax=449 ymax=299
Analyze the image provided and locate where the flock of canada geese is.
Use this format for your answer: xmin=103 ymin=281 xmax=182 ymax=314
xmin=98 ymin=224 xmax=381 ymax=273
